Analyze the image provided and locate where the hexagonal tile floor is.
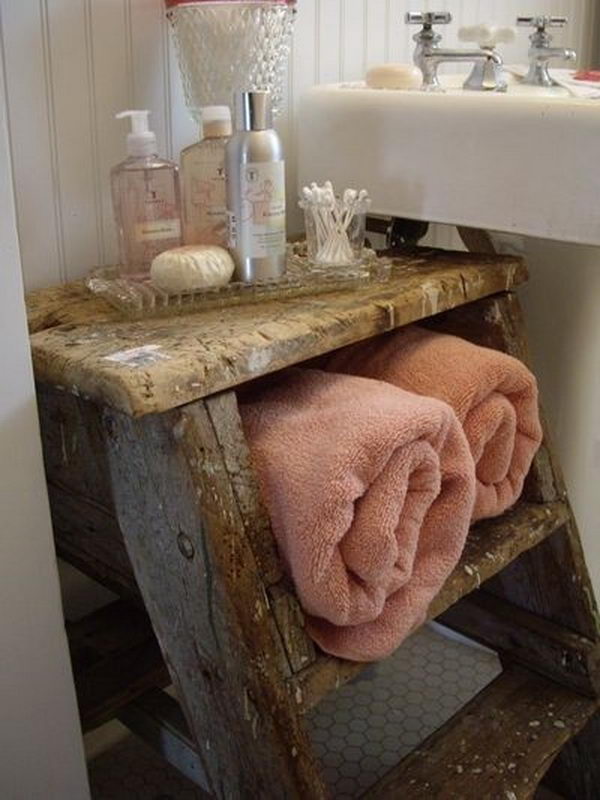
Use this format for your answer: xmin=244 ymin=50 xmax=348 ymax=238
xmin=87 ymin=624 xmax=501 ymax=799
xmin=305 ymin=623 xmax=501 ymax=799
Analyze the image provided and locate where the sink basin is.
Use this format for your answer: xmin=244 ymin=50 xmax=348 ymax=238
xmin=297 ymin=71 xmax=600 ymax=245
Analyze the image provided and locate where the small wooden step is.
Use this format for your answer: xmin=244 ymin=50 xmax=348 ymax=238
xmin=361 ymin=666 xmax=599 ymax=800
xmin=439 ymin=591 xmax=600 ymax=696
xmin=67 ymin=600 xmax=169 ymax=731
xmin=118 ymin=688 xmax=209 ymax=792
xmin=291 ymin=501 xmax=569 ymax=713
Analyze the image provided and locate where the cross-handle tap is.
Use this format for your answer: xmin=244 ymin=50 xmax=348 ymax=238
xmin=406 ymin=11 xmax=506 ymax=92
xmin=517 ymin=16 xmax=577 ymax=87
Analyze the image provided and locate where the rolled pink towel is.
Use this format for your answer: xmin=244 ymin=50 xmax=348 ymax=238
xmin=240 ymin=369 xmax=475 ymax=662
xmin=327 ymin=327 xmax=543 ymax=521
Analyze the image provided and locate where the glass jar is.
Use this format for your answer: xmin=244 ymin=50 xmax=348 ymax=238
xmin=299 ymin=195 xmax=370 ymax=267
xmin=166 ymin=0 xmax=296 ymax=121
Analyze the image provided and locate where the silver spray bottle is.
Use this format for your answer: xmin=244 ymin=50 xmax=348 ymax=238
xmin=226 ymin=91 xmax=287 ymax=282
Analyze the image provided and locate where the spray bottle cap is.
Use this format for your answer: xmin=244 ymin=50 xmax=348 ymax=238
xmin=116 ymin=110 xmax=158 ymax=157
xmin=235 ymin=91 xmax=273 ymax=132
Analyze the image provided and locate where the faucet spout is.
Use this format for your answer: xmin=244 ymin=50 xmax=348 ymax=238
xmin=427 ymin=48 xmax=503 ymax=67
xmin=417 ymin=47 xmax=506 ymax=92
xmin=541 ymin=47 xmax=576 ymax=62
xmin=523 ymin=46 xmax=578 ymax=87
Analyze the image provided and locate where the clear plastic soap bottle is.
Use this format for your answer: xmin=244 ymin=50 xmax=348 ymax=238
xmin=181 ymin=106 xmax=232 ymax=247
xmin=111 ymin=110 xmax=182 ymax=279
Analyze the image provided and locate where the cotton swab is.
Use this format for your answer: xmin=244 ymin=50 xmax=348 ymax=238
xmin=299 ymin=182 xmax=371 ymax=265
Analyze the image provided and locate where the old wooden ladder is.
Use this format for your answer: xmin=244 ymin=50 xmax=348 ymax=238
xmin=27 ymin=246 xmax=600 ymax=799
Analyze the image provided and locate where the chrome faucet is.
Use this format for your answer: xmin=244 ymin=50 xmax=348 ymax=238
xmin=406 ymin=11 xmax=507 ymax=92
xmin=517 ymin=16 xmax=577 ymax=87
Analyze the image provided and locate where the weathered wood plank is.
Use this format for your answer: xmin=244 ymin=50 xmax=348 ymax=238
xmin=26 ymin=280 xmax=120 ymax=334
xmin=117 ymin=688 xmax=210 ymax=793
xmin=37 ymin=384 xmax=114 ymax=510
xmin=438 ymin=592 xmax=600 ymax=696
xmin=105 ymin=403 xmax=327 ymax=799
xmin=67 ymin=600 xmax=169 ymax=732
xmin=268 ymin=581 xmax=317 ymax=675
xmin=361 ymin=666 xmax=599 ymax=800
xmin=204 ymin=391 xmax=283 ymax=586
xmin=293 ymin=502 xmax=569 ymax=713
xmin=428 ymin=502 xmax=569 ymax=619
xmin=544 ymin=714 xmax=600 ymax=800
xmin=49 ymin=484 xmax=138 ymax=598
xmin=29 ymin=250 xmax=526 ymax=416
xmin=204 ymin=391 xmax=317 ymax=673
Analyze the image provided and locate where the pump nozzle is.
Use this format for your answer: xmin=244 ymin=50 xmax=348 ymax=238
xmin=116 ymin=110 xmax=157 ymax=157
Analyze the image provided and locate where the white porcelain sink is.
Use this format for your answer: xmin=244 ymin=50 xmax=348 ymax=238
xmin=298 ymin=71 xmax=600 ymax=245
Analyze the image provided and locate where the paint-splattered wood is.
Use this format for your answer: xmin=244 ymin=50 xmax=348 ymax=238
xmin=105 ymin=402 xmax=327 ymax=799
xmin=544 ymin=713 xmax=600 ymax=800
xmin=268 ymin=581 xmax=317 ymax=675
xmin=438 ymin=592 xmax=600 ymax=696
xmin=204 ymin=391 xmax=283 ymax=586
xmin=37 ymin=383 xmax=114 ymax=509
xmin=28 ymin=250 xmax=526 ymax=416
xmin=36 ymin=384 xmax=139 ymax=596
xmin=428 ymin=502 xmax=569 ymax=619
xmin=292 ymin=501 xmax=569 ymax=713
xmin=26 ymin=281 xmax=119 ymax=334
xmin=361 ymin=666 xmax=599 ymax=800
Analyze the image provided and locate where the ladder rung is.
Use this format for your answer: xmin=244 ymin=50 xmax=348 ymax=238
xmin=361 ymin=665 xmax=599 ymax=799
xmin=68 ymin=600 xmax=169 ymax=731
xmin=117 ymin=688 xmax=209 ymax=793
xmin=291 ymin=501 xmax=569 ymax=713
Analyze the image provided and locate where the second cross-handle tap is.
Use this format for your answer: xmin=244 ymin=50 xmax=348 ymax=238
xmin=517 ymin=15 xmax=577 ymax=87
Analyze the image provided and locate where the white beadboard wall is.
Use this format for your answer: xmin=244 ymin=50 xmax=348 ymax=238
xmin=0 ymin=0 xmax=592 ymax=290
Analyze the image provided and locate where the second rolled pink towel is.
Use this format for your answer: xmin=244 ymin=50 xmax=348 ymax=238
xmin=240 ymin=368 xmax=475 ymax=662
xmin=327 ymin=327 xmax=543 ymax=521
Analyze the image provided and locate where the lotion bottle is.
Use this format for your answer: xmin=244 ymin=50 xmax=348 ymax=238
xmin=111 ymin=110 xmax=182 ymax=279
xmin=181 ymin=106 xmax=232 ymax=247
xmin=226 ymin=91 xmax=286 ymax=282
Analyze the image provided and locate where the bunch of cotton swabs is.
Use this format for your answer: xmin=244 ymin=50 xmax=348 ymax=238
xmin=300 ymin=181 xmax=371 ymax=265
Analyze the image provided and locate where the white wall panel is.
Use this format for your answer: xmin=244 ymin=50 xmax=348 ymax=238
xmin=317 ymin=0 xmax=343 ymax=83
xmin=2 ymin=1 xmax=64 ymax=287
xmin=0 ymin=0 xmax=590 ymax=288
xmin=47 ymin=0 xmax=100 ymax=279
xmin=88 ymin=0 xmax=130 ymax=266
xmin=341 ymin=0 xmax=366 ymax=81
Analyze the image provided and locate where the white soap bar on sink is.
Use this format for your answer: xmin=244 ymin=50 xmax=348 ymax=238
xmin=366 ymin=64 xmax=422 ymax=90
xmin=150 ymin=245 xmax=235 ymax=294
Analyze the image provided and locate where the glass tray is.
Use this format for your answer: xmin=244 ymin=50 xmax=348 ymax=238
xmin=85 ymin=246 xmax=392 ymax=319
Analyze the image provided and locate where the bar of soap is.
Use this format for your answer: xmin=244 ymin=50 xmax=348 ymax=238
xmin=150 ymin=245 xmax=235 ymax=294
xmin=366 ymin=64 xmax=422 ymax=90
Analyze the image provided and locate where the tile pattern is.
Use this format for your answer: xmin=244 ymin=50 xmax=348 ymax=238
xmin=306 ymin=624 xmax=501 ymax=799
xmin=88 ymin=624 xmax=501 ymax=798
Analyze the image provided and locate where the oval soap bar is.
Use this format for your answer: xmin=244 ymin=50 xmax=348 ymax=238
xmin=150 ymin=245 xmax=235 ymax=294
xmin=366 ymin=64 xmax=422 ymax=90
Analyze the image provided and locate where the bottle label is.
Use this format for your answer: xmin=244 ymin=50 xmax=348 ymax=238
xmin=232 ymin=161 xmax=286 ymax=259
xmin=135 ymin=218 xmax=181 ymax=243
xmin=182 ymin=145 xmax=228 ymax=246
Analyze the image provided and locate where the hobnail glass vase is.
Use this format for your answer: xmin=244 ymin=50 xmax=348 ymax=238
xmin=166 ymin=0 xmax=296 ymax=121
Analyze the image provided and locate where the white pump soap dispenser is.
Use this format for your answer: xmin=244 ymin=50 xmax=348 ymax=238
xmin=111 ymin=109 xmax=182 ymax=279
